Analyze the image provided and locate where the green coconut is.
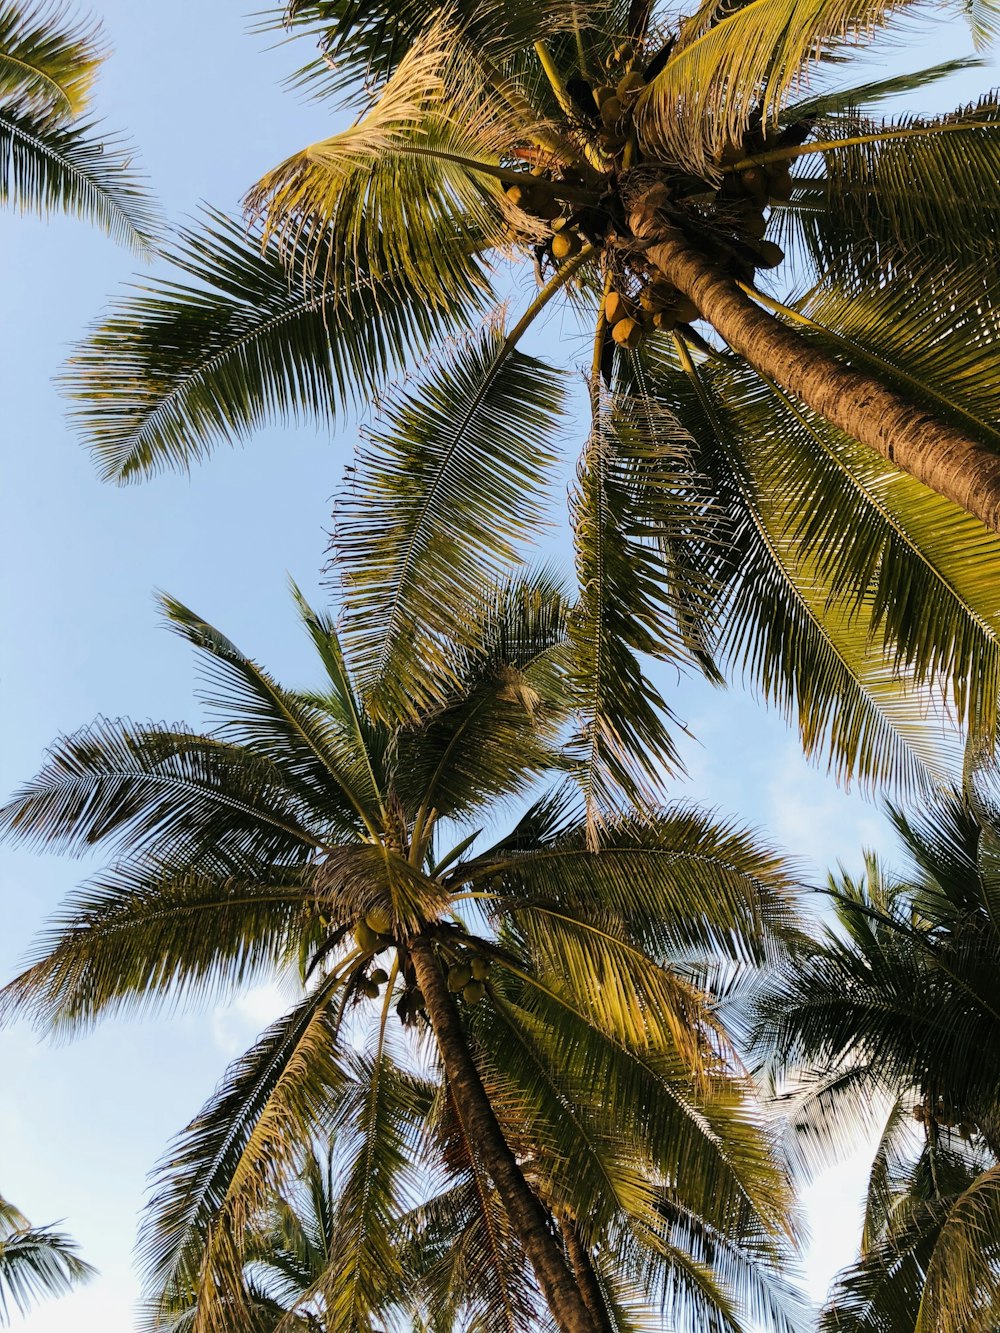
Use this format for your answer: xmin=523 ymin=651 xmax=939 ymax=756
xmin=361 ymin=980 xmax=380 ymax=999
xmin=600 ymin=96 xmax=623 ymax=129
xmin=369 ymin=968 xmax=388 ymax=985
xmin=616 ymin=71 xmax=645 ymax=98
xmin=365 ymin=907 xmax=392 ymax=934
xmin=354 ymin=921 xmax=381 ymax=953
xmin=447 ymin=964 xmax=473 ymax=992
xmin=470 ymin=957 xmax=490 ymax=981
xmin=463 ymin=981 xmax=486 ymax=1004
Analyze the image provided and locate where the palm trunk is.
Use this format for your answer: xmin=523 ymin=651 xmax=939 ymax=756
xmin=563 ymin=1215 xmax=615 ymax=1333
xmin=409 ymin=936 xmax=599 ymax=1333
xmin=630 ymin=208 xmax=1000 ymax=535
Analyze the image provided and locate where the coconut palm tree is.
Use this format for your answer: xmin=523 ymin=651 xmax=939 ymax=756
xmin=0 ymin=1 xmax=157 ymax=250
xmin=60 ymin=1 xmax=1000 ymax=822
xmin=753 ymin=784 xmax=1000 ymax=1331
xmin=0 ymin=1193 xmax=94 ymax=1324
xmin=0 ymin=578 xmax=806 ymax=1333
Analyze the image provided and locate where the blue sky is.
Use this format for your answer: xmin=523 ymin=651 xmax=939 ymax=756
xmin=0 ymin=4 xmax=993 ymax=1327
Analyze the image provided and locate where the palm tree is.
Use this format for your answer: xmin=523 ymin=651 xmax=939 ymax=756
xmin=0 ymin=0 xmax=157 ymax=250
xmin=0 ymin=579 xmax=806 ymax=1333
xmin=59 ymin=2 xmax=1000 ymax=822
xmin=0 ymin=1193 xmax=94 ymax=1323
xmin=753 ymin=785 xmax=1000 ymax=1331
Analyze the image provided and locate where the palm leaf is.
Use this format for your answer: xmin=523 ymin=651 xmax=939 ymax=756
xmin=62 ymin=207 xmax=484 ymax=482
xmin=0 ymin=1 xmax=101 ymax=118
xmin=333 ymin=328 xmax=565 ymax=718
xmin=247 ymin=23 xmax=518 ymax=306
xmin=635 ymin=0 xmax=929 ymax=175
xmin=0 ymin=107 xmax=157 ymax=251
xmin=141 ymin=976 xmax=348 ymax=1333
xmin=0 ymin=1222 xmax=95 ymax=1324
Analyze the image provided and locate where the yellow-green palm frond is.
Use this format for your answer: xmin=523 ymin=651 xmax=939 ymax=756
xmin=333 ymin=328 xmax=566 ymax=720
xmin=915 ymin=1164 xmax=1000 ymax=1333
xmin=61 ymin=208 xmax=481 ymax=483
xmin=141 ymin=977 xmax=349 ymax=1333
xmin=636 ymin=0 xmax=928 ymax=176
xmin=0 ymin=1 xmax=102 ymax=120
xmin=246 ymin=23 xmax=524 ymax=306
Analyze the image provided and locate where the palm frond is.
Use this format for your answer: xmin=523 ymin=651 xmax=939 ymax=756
xmin=0 ymin=107 xmax=158 ymax=251
xmin=567 ymin=392 xmax=715 ymax=835
xmin=0 ymin=1 xmax=102 ymax=118
xmin=246 ymin=23 xmax=519 ymax=305
xmin=333 ymin=328 xmax=565 ymax=719
xmin=0 ymin=1221 xmax=95 ymax=1324
xmin=141 ymin=976 xmax=348 ymax=1333
xmin=916 ymin=1164 xmax=1000 ymax=1333
xmin=62 ymin=207 xmax=484 ymax=482
xmin=636 ymin=0 xmax=927 ymax=175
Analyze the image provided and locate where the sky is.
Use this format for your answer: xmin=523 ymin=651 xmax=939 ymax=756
xmin=0 ymin=3 xmax=993 ymax=1329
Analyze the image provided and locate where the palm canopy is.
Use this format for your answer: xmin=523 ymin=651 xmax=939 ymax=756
xmin=62 ymin=0 xmax=1000 ymax=816
xmin=1 ymin=579 xmax=806 ymax=1333
xmin=0 ymin=1193 xmax=95 ymax=1324
xmin=0 ymin=1 xmax=157 ymax=250
xmin=753 ymin=783 xmax=1000 ymax=1331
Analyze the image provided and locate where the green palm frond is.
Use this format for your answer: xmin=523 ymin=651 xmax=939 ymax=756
xmin=460 ymin=804 xmax=802 ymax=968
xmin=646 ymin=342 xmax=955 ymax=796
xmin=0 ymin=2 xmax=101 ymax=118
xmin=333 ymin=328 xmax=565 ymax=718
xmin=567 ymin=392 xmax=715 ymax=833
xmin=780 ymin=58 xmax=985 ymax=120
xmin=162 ymin=597 xmax=385 ymax=836
xmin=784 ymin=100 xmax=1000 ymax=281
xmin=0 ymin=107 xmax=158 ymax=251
xmin=62 ymin=208 xmax=483 ymax=482
xmin=291 ymin=1046 xmax=432 ymax=1333
xmin=0 ymin=863 xmax=322 ymax=1033
xmin=914 ymin=1164 xmax=1000 ymax=1332
xmin=635 ymin=0 xmax=927 ymax=175
xmin=247 ymin=23 xmax=519 ymax=306
xmin=391 ymin=573 xmax=571 ymax=822
xmin=141 ymin=977 xmax=348 ymax=1333
xmin=0 ymin=1220 xmax=95 ymax=1324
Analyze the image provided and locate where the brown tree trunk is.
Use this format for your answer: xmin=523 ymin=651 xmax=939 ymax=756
xmin=409 ymin=936 xmax=599 ymax=1333
xmin=630 ymin=206 xmax=1000 ymax=535
xmin=563 ymin=1215 xmax=615 ymax=1333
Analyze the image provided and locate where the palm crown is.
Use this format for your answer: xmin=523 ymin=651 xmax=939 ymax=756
xmin=61 ymin=0 xmax=1000 ymax=822
xmin=0 ymin=579 xmax=807 ymax=1333
xmin=755 ymin=784 xmax=1000 ymax=1331
xmin=0 ymin=1193 xmax=94 ymax=1324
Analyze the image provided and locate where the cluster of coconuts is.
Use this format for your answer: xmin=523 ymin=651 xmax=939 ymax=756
xmin=913 ymin=1099 xmax=976 ymax=1139
xmin=445 ymin=950 xmax=491 ymax=1005
xmin=354 ymin=907 xmax=395 ymax=999
xmin=711 ymin=127 xmax=795 ymax=271
xmin=602 ymin=281 xmax=698 ymax=350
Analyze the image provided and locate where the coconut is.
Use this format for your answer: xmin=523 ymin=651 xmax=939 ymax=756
xmin=651 ymin=309 xmax=677 ymax=332
xmin=463 ymin=980 xmax=486 ymax=1004
xmin=604 ymin=290 xmax=635 ymax=324
xmin=370 ymin=968 xmax=388 ymax=985
xmin=551 ymin=230 xmax=581 ymax=260
xmin=362 ymin=980 xmax=380 ymax=999
xmin=447 ymin=964 xmax=473 ymax=992
xmin=594 ymin=83 xmax=616 ymax=106
xmin=616 ymin=71 xmax=645 ymax=99
xmin=600 ymin=96 xmax=623 ymax=129
xmin=365 ymin=907 xmax=392 ymax=934
xmin=354 ymin=921 xmax=381 ymax=953
xmin=611 ymin=317 xmax=643 ymax=349
xmin=470 ymin=957 xmax=490 ymax=980
xmin=740 ymin=211 xmax=768 ymax=240
xmin=673 ymin=295 xmax=699 ymax=323
xmin=739 ymin=166 xmax=769 ymax=207
xmin=750 ymin=240 xmax=784 ymax=269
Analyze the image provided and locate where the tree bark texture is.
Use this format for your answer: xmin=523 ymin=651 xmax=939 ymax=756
xmin=630 ymin=208 xmax=1000 ymax=535
xmin=409 ymin=936 xmax=599 ymax=1333
xmin=563 ymin=1215 xmax=616 ymax=1333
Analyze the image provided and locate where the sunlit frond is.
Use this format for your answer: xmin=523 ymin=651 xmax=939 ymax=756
xmin=0 ymin=1 xmax=102 ymax=118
